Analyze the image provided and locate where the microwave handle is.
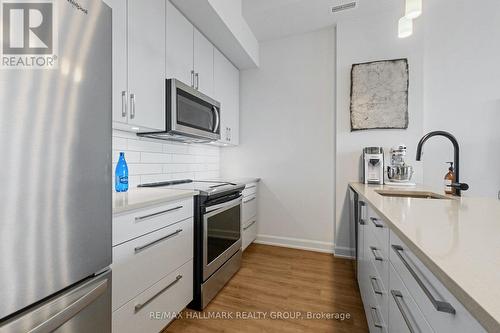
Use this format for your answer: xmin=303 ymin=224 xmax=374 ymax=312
xmin=213 ymin=106 xmax=220 ymax=133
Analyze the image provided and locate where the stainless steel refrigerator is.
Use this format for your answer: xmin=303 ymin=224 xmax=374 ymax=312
xmin=0 ymin=0 xmax=112 ymax=331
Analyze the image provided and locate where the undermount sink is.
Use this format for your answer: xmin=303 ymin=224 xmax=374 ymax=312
xmin=375 ymin=190 xmax=451 ymax=200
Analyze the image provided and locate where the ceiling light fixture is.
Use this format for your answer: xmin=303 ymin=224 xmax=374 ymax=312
xmin=398 ymin=16 xmax=413 ymax=38
xmin=405 ymin=0 xmax=422 ymax=19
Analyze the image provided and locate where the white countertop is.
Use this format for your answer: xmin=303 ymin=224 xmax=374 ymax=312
xmin=113 ymin=188 xmax=198 ymax=215
xmin=350 ymin=182 xmax=500 ymax=332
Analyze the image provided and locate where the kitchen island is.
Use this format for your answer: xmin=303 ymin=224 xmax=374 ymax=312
xmin=350 ymin=182 xmax=500 ymax=332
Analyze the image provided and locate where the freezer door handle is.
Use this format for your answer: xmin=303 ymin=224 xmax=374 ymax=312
xmin=29 ymin=279 xmax=108 ymax=333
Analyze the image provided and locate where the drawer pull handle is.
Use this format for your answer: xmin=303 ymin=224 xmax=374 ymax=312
xmin=370 ymin=306 xmax=383 ymax=328
xmin=370 ymin=217 xmax=384 ymax=228
xmin=370 ymin=247 xmax=383 ymax=261
xmin=243 ymin=220 xmax=256 ymax=231
xmin=369 ymin=276 xmax=383 ymax=295
xmin=134 ymin=229 xmax=183 ymax=254
xmin=134 ymin=275 xmax=182 ymax=312
xmin=243 ymin=196 xmax=256 ymax=204
xmin=391 ymin=245 xmax=456 ymax=314
xmin=391 ymin=290 xmax=417 ymax=333
xmin=135 ymin=206 xmax=183 ymax=222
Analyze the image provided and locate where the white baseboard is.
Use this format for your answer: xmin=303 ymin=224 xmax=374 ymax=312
xmin=254 ymin=234 xmax=334 ymax=254
xmin=334 ymin=246 xmax=355 ymax=259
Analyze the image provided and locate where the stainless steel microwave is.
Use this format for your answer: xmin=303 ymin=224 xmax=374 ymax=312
xmin=138 ymin=79 xmax=221 ymax=142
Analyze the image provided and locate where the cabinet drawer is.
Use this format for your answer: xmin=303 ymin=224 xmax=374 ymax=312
xmin=365 ymin=225 xmax=389 ymax=293
xmin=242 ymin=218 xmax=257 ymax=251
xmin=242 ymin=183 xmax=257 ymax=197
xmin=366 ymin=262 xmax=388 ymax=327
xmin=367 ymin=207 xmax=389 ymax=259
xmin=112 ymin=260 xmax=193 ymax=333
xmin=390 ymin=231 xmax=486 ymax=333
xmin=112 ymin=218 xmax=193 ymax=311
xmin=389 ymin=264 xmax=434 ymax=333
xmin=242 ymin=194 xmax=257 ymax=223
xmin=113 ymin=198 xmax=193 ymax=246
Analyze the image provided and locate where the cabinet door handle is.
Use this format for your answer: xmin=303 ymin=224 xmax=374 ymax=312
xmin=391 ymin=245 xmax=456 ymax=314
xmin=195 ymin=72 xmax=199 ymax=90
xmin=243 ymin=220 xmax=256 ymax=230
xmin=358 ymin=201 xmax=366 ymax=225
xmin=130 ymin=93 xmax=136 ymax=119
xmin=121 ymin=91 xmax=127 ymax=117
xmin=191 ymin=70 xmax=195 ymax=87
xmin=370 ymin=276 xmax=383 ymax=295
xmin=134 ymin=229 xmax=183 ymax=254
xmin=134 ymin=275 xmax=182 ymax=312
xmin=229 ymin=127 xmax=231 ymax=141
xmin=370 ymin=246 xmax=383 ymax=261
xmin=370 ymin=217 xmax=384 ymax=228
xmin=243 ymin=196 xmax=256 ymax=204
xmin=391 ymin=290 xmax=417 ymax=333
xmin=370 ymin=307 xmax=383 ymax=328
xmin=134 ymin=206 xmax=183 ymax=223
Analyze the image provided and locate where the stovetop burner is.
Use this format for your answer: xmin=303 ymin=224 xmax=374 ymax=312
xmin=138 ymin=179 xmax=245 ymax=197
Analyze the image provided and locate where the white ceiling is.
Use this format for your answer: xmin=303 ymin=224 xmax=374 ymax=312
xmin=242 ymin=0 xmax=399 ymax=42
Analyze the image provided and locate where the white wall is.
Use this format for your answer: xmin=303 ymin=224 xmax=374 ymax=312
xmin=421 ymin=0 xmax=500 ymax=197
xmin=112 ymin=130 xmax=219 ymax=188
xmin=335 ymin=7 xmax=424 ymax=256
xmin=221 ymin=27 xmax=336 ymax=253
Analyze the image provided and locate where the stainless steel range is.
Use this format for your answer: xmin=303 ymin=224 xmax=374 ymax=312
xmin=139 ymin=180 xmax=245 ymax=310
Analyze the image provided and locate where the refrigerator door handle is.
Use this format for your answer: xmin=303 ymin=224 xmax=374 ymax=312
xmin=29 ymin=279 xmax=108 ymax=333
xmin=1 ymin=277 xmax=110 ymax=333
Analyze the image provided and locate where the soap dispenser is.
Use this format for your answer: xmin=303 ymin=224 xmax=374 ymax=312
xmin=444 ymin=162 xmax=455 ymax=195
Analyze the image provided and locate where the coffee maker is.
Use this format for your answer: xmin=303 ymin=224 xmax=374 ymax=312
xmin=363 ymin=147 xmax=384 ymax=184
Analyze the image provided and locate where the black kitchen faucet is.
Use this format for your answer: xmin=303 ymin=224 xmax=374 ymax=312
xmin=416 ymin=131 xmax=469 ymax=196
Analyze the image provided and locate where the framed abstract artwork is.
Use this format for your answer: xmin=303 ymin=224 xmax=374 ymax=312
xmin=350 ymin=58 xmax=409 ymax=131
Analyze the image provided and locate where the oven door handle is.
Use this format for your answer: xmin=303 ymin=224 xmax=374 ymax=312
xmin=205 ymin=196 xmax=242 ymax=213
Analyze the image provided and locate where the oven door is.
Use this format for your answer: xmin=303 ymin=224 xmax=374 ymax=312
xmin=168 ymin=79 xmax=220 ymax=140
xmin=203 ymin=197 xmax=242 ymax=281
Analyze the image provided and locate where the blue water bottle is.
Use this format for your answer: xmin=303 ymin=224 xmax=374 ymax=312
xmin=115 ymin=152 xmax=129 ymax=192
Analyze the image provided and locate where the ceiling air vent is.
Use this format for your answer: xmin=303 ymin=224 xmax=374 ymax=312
xmin=331 ymin=1 xmax=356 ymax=13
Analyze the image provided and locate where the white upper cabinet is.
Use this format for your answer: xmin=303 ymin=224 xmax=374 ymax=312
xmin=127 ymin=0 xmax=166 ymax=130
xmin=214 ymin=48 xmax=239 ymax=145
xmin=103 ymin=0 xmax=128 ymax=125
xmin=193 ymin=29 xmax=214 ymax=97
xmin=107 ymin=0 xmax=166 ymax=132
xmin=166 ymin=1 xmax=194 ymax=86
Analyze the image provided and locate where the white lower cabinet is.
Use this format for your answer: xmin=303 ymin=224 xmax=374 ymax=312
xmin=112 ymin=198 xmax=194 ymax=333
xmin=357 ymin=198 xmax=487 ymax=333
xmin=389 ymin=231 xmax=485 ymax=333
xmin=112 ymin=217 xmax=193 ymax=311
xmin=388 ymin=264 xmax=433 ymax=333
xmin=112 ymin=260 xmax=193 ymax=333
xmin=241 ymin=182 xmax=258 ymax=251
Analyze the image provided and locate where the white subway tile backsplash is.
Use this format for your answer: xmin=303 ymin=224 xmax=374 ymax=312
xmin=112 ymin=130 xmax=220 ymax=188
xmin=127 ymin=139 xmax=163 ymax=153
xmin=112 ymin=150 xmax=140 ymax=163
xmin=112 ymin=137 xmax=127 ymax=150
xmin=128 ymin=164 xmax=163 ymax=175
xmin=140 ymin=152 xmax=172 ymax=164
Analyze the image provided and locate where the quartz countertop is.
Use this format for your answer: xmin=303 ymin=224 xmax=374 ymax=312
xmin=113 ymin=188 xmax=198 ymax=215
xmin=349 ymin=182 xmax=500 ymax=332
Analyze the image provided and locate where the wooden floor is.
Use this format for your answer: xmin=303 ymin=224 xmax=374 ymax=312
xmin=163 ymin=244 xmax=368 ymax=333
